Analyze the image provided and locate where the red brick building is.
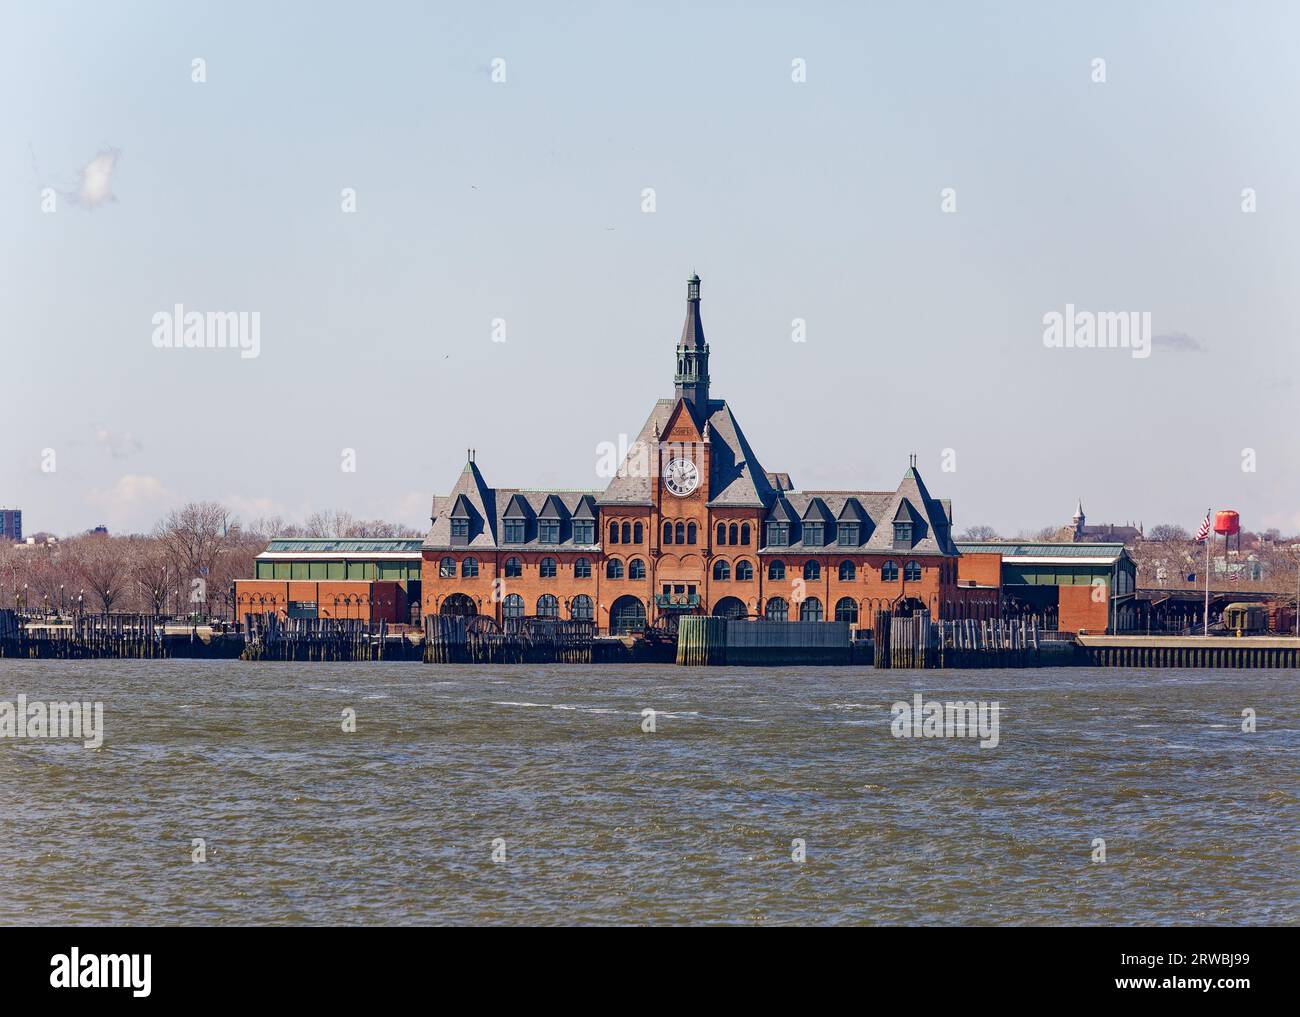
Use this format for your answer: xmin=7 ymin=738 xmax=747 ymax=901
xmin=422 ymin=275 xmax=983 ymax=633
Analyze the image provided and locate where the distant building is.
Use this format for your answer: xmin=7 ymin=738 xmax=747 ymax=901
xmin=1 ymin=508 xmax=22 ymax=544
xmin=1052 ymin=500 xmax=1143 ymax=544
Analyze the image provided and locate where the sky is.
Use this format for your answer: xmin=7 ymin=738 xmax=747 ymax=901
xmin=2 ymin=0 xmax=1298 ymax=538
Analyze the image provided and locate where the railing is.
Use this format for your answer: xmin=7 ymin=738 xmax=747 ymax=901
xmin=655 ymin=594 xmax=701 ymax=609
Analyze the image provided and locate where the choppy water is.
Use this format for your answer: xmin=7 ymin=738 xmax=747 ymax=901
xmin=1 ymin=660 xmax=1296 ymax=925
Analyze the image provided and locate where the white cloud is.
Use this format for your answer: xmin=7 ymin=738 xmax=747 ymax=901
xmin=86 ymin=474 xmax=176 ymax=532
xmin=68 ymin=147 xmax=120 ymax=209
xmin=94 ymin=425 xmax=142 ymax=459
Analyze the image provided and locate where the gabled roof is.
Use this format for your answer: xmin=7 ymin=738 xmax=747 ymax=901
xmin=503 ymin=493 xmax=533 ymax=519
xmin=702 ymin=400 xmax=775 ymax=507
xmin=837 ymin=498 xmax=865 ymax=522
xmin=765 ymin=498 xmax=800 ymax=524
xmin=801 ymin=497 xmax=835 ymax=524
xmin=424 ymin=460 xmax=602 ymax=551
xmin=538 ymin=494 xmax=568 ymax=520
xmin=449 ymin=494 xmax=475 ymax=519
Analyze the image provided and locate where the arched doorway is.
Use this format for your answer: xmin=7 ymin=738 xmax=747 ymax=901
xmin=610 ymin=595 xmax=647 ymax=634
xmin=712 ymin=596 xmax=747 ymax=619
xmin=440 ymin=593 xmax=477 ymax=617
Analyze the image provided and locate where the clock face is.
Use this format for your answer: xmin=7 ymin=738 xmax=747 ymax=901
xmin=664 ymin=457 xmax=700 ymax=497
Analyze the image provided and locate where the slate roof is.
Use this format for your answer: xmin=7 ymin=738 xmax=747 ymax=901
xmin=757 ymin=467 xmax=959 ymax=556
xmin=597 ymin=398 xmax=777 ymax=508
xmin=425 ymin=461 xmax=601 ymax=551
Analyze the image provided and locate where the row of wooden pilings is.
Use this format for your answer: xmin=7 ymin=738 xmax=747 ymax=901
xmin=0 ymin=611 xmax=172 ymax=659
xmin=874 ymin=613 xmax=1076 ymax=668
xmin=423 ymin=616 xmax=595 ymax=664
xmin=241 ymin=615 xmax=414 ymax=661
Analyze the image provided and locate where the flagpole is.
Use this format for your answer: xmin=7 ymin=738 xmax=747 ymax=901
xmin=1204 ymin=508 xmax=1211 ymax=636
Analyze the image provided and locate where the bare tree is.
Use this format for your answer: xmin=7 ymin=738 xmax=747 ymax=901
xmin=131 ymin=541 xmax=174 ymax=615
xmin=958 ymin=525 xmax=999 ymax=541
xmin=71 ymin=534 xmax=128 ymax=612
xmin=1148 ymin=523 xmax=1190 ymax=542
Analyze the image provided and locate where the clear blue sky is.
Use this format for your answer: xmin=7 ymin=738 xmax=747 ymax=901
xmin=3 ymin=0 xmax=1298 ymax=537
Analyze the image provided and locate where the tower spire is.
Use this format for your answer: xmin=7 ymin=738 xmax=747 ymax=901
xmin=675 ymin=272 xmax=710 ymax=411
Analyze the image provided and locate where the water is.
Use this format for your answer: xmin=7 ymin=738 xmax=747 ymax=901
xmin=1 ymin=660 xmax=1296 ymax=925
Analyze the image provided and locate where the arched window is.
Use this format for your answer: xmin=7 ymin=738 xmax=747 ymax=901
xmin=570 ymin=594 xmax=593 ymax=621
xmin=606 ymin=559 xmax=625 ymax=579
xmin=835 ymin=597 xmax=859 ymax=624
xmin=502 ymin=593 xmax=524 ymax=619
xmin=735 ymin=559 xmax=753 ymax=581
xmin=728 ymin=523 xmax=739 ymax=545
xmin=765 ymin=597 xmax=789 ymax=622
xmin=540 ymin=557 xmax=557 ymax=579
xmin=768 ymin=560 xmax=786 ymax=581
xmin=633 ymin=522 xmax=643 ymax=544
xmin=687 ymin=522 xmax=698 ymax=544
xmin=674 ymin=522 xmax=685 ymax=544
xmin=838 ymin=560 xmax=856 ymax=581
xmin=504 ymin=556 xmax=523 ymax=578
xmin=800 ymin=597 xmax=823 ymax=622
xmin=740 ymin=523 xmax=751 ymax=545
xmin=717 ymin=522 xmax=727 ymax=545
xmin=803 ymin=560 xmax=821 ymax=581
xmin=609 ymin=522 xmax=619 ymax=544
xmin=462 ymin=557 xmax=479 ymax=578
xmin=621 ymin=522 xmax=632 ymax=544
xmin=536 ymin=594 xmax=558 ymax=618
xmin=574 ymin=557 xmax=591 ymax=579
xmin=439 ymin=556 xmax=456 ymax=578
xmin=629 ymin=558 xmax=646 ymax=580
xmin=904 ymin=561 xmax=922 ymax=582
xmin=713 ymin=560 xmax=731 ymax=581
xmin=881 ymin=560 xmax=898 ymax=582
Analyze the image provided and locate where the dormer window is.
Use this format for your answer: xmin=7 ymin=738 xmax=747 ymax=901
xmin=766 ymin=522 xmax=789 ymax=547
xmin=803 ymin=522 xmax=824 ymax=547
xmin=837 ymin=522 xmax=859 ymax=546
xmin=893 ymin=521 xmax=913 ymax=548
xmin=539 ymin=519 xmax=560 ymax=544
xmin=573 ymin=520 xmax=594 ymax=545
xmin=451 ymin=517 xmax=470 ymax=545
xmin=504 ymin=518 xmax=525 ymax=543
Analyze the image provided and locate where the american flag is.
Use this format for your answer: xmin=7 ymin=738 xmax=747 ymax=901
xmin=1230 ymin=569 xmax=1240 ymax=584
xmin=1195 ymin=509 xmax=1211 ymax=542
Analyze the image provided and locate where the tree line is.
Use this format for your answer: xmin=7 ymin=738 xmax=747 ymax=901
xmin=0 ymin=504 xmax=421 ymax=619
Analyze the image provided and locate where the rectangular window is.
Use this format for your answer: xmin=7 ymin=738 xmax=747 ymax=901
xmin=766 ymin=522 xmax=789 ymax=547
xmin=838 ymin=523 xmax=859 ymax=546
xmin=573 ymin=521 xmax=594 ymax=544
xmin=287 ymin=600 xmax=317 ymax=619
xmin=893 ymin=522 xmax=913 ymax=548
xmin=451 ymin=517 xmax=469 ymax=544
xmin=504 ymin=519 xmax=525 ymax=543
xmin=539 ymin=520 xmax=560 ymax=544
xmin=803 ymin=523 xmax=823 ymax=547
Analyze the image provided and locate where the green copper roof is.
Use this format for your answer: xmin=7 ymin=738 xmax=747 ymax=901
xmin=264 ymin=538 xmax=425 ymax=553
